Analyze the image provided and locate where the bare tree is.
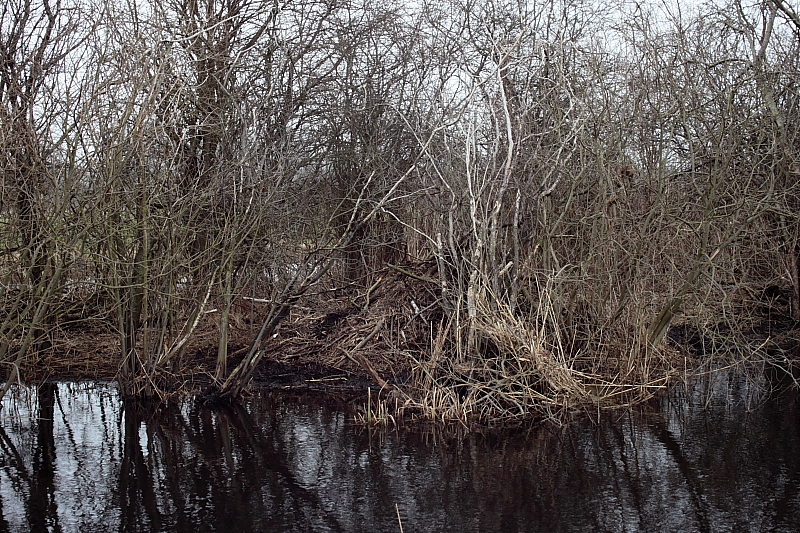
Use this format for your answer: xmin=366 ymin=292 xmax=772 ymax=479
xmin=0 ymin=0 xmax=96 ymax=399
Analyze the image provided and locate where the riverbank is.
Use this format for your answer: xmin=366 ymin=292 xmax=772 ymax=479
xmin=12 ymin=267 xmax=428 ymax=399
xmin=9 ymin=264 xmax=800 ymax=425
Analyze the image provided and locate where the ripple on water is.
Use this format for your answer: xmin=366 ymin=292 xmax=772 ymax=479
xmin=1 ymin=375 xmax=799 ymax=532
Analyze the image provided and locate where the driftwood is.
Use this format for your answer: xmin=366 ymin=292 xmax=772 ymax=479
xmin=342 ymin=317 xmax=389 ymax=389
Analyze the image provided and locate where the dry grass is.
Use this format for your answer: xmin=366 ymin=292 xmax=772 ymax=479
xmin=397 ymin=284 xmax=677 ymax=425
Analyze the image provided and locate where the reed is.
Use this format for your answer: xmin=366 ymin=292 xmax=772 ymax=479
xmin=354 ymin=387 xmax=398 ymax=427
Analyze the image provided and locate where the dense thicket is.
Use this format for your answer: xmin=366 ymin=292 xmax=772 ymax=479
xmin=1 ymin=0 xmax=798 ymax=421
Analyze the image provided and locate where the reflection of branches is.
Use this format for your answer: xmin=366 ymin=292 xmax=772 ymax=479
xmin=119 ymin=404 xmax=162 ymax=532
xmin=764 ymin=394 xmax=800 ymax=528
xmin=608 ymin=418 xmax=646 ymax=528
xmin=129 ymin=399 xmax=345 ymax=532
xmin=0 ymin=384 xmax=62 ymax=532
xmin=30 ymin=383 xmax=61 ymax=532
xmin=212 ymin=402 xmax=346 ymax=532
xmin=0 ymin=424 xmax=30 ymax=501
xmin=647 ymin=418 xmax=710 ymax=533
xmin=0 ymin=424 xmax=26 ymax=531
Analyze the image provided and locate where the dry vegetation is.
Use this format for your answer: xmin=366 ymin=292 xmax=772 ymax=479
xmin=1 ymin=0 xmax=799 ymax=424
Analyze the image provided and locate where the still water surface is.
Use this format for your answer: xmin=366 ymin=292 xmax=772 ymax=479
xmin=1 ymin=374 xmax=799 ymax=532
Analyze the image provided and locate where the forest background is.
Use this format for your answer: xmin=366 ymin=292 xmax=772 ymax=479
xmin=1 ymin=0 xmax=798 ymax=423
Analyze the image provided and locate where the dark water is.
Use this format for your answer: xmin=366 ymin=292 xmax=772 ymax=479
xmin=1 ymin=373 xmax=799 ymax=532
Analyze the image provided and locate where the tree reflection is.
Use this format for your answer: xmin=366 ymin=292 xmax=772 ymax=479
xmin=0 ymin=423 xmax=26 ymax=531
xmin=108 ymin=387 xmax=800 ymax=532
xmin=118 ymin=403 xmax=162 ymax=531
xmin=113 ymin=397 xmax=344 ymax=532
xmin=30 ymin=383 xmax=61 ymax=533
xmin=0 ymin=384 xmax=62 ymax=532
xmin=2 ymin=382 xmax=800 ymax=532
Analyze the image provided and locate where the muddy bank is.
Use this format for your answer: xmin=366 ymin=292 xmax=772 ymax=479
xmin=10 ymin=265 xmax=433 ymax=399
xmin=6 ymin=262 xmax=800 ymax=422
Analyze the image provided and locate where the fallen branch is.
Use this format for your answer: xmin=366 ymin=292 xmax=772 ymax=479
xmin=343 ymin=318 xmax=388 ymax=388
xmin=387 ymin=264 xmax=438 ymax=284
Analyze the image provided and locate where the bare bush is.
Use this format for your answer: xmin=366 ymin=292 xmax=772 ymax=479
xmin=1 ymin=0 xmax=798 ymax=423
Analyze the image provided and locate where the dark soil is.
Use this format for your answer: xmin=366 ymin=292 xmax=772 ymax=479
xmin=12 ymin=265 xmax=436 ymax=399
xmin=10 ymin=265 xmax=800 ymax=402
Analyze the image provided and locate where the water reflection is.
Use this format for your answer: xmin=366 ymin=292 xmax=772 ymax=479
xmin=1 ymin=375 xmax=799 ymax=532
